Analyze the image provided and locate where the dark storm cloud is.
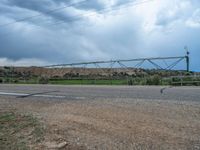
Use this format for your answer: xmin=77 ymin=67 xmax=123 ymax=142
xmin=75 ymin=0 xmax=105 ymax=11
xmin=5 ymin=0 xmax=53 ymax=12
xmin=74 ymin=0 xmax=137 ymax=11
xmin=0 ymin=0 xmax=199 ymax=71
xmin=0 ymin=0 xmax=136 ymax=27
xmin=2 ymin=0 xmax=81 ymax=23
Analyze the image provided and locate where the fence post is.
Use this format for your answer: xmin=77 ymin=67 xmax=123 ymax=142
xmin=181 ymin=77 xmax=183 ymax=86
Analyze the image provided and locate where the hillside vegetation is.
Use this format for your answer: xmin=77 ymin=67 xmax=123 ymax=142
xmin=0 ymin=66 xmax=199 ymax=86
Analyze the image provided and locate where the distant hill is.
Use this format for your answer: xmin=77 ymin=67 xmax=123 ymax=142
xmin=0 ymin=66 xmax=196 ymax=79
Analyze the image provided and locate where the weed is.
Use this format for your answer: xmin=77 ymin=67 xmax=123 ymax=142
xmin=0 ymin=112 xmax=44 ymax=150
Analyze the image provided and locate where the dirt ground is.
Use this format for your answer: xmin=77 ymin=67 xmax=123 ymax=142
xmin=0 ymin=96 xmax=200 ymax=150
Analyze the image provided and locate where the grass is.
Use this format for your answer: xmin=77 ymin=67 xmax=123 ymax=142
xmin=0 ymin=77 xmax=129 ymax=85
xmin=1 ymin=76 xmax=200 ymax=86
xmin=0 ymin=111 xmax=45 ymax=150
xmin=49 ymin=79 xmax=128 ymax=85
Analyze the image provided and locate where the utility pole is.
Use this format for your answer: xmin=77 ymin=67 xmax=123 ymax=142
xmin=184 ymin=46 xmax=190 ymax=72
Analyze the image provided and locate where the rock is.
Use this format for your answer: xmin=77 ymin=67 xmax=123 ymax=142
xmin=46 ymin=141 xmax=68 ymax=149
xmin=57 ymin=141 xmax=68 ymax=149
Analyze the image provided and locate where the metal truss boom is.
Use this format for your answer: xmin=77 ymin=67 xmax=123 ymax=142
xmin=45 ymin=56 xmax=187 ymax=71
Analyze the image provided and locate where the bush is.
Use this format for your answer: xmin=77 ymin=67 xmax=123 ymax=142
xmin=38 ymin=77 xmax=49 ymax=84
xmin=4 ymin=78 xmax=10 ymax=83
xmin=128 ymin=79 xmax=133 ymax=85
xmin=13 ymin=79 xmax=19 ymax=83
xmin=146 ymin=75 xmax=161 ymax=85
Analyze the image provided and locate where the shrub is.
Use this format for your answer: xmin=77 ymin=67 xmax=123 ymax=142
xmin=38 ymin=77 xmax=49 ymax=84
xmin=146 ymin=75 xmax=161 ymax=85
xmin=4 ymin=78 xmax=10 ymax=83
xmin=128 ymin=79 xmax=133 ymax=85
xmin=13 ymin=79 xmax=19 ymax=83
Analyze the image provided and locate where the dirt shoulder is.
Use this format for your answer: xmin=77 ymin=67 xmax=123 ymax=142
xmin=0 ymin=96 xmax=200 ymax=150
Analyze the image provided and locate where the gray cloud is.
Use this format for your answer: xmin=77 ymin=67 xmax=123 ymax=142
xmin=1 ymin=0 xmax=83 ymax=25
xmin=0 ymin=0 xmax=199 ymax=71
xmin=5 ymin=0 xmax=53 ymax=11
xmin=155 ymin=0 xmax=200 ymax=27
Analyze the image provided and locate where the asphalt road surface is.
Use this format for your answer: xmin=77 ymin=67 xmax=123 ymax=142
xmin=0 ymin=84 xmax=199 ymax=102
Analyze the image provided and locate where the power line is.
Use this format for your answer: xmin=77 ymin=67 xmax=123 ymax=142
xmin=1 ymin=0 xmax=153 ymax=28
xmin=48 ymin=0 xmax=154 ymax=27
xmin=0 ymin=0 xmax=154 ymax=38
xmin=0 ymin=0 xmax=88 ymax=28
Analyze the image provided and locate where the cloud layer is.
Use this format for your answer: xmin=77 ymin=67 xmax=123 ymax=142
xmin=0 ymin=0 xmax=199 ymax=71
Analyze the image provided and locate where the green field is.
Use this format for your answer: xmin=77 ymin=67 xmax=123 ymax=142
xmin=49 ymin=79 xmax=128 ymax=85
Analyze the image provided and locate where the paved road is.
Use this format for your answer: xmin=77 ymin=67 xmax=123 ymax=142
xmin=0 ymin=84 xmax=200 ymax=101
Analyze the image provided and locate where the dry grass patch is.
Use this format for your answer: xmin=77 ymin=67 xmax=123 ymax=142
xmin=0 ymin=111 xmax=45 ymax=150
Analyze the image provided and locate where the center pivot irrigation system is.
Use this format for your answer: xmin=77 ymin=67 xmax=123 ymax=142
xmin=45 ymin=49 xmax=190 ymax=72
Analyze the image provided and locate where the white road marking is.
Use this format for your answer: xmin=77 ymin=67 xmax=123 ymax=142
xmin=0 ymin=91 xmax=86 ymax=99
xmin=0 ymin=91 xmax=66 ymax=98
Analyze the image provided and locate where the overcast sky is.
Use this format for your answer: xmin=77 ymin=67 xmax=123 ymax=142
xmin=0 ymin=0 xmax=199 ymax=71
